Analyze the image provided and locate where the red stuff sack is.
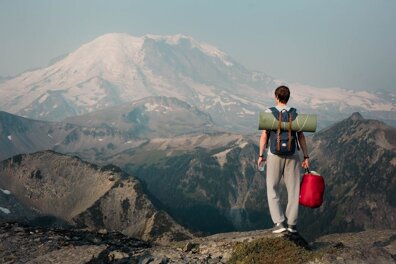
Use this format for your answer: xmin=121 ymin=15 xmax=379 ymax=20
xmin=299 ymin=168 xmax=325 ymax=208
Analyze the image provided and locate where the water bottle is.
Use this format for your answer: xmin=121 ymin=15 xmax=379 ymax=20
xmin=258 ymin=161 xmax=265 ymax=172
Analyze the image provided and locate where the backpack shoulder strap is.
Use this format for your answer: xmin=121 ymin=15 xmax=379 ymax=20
xmin=277 ymin=109 xmax=282 ymax=152
xmin=288 ymin=107 xmax=300 ymax=150
xmin=269 ymin=107 xmax=279 ymax=119
xmin=288 ymin=110 xmax=293 ymax=151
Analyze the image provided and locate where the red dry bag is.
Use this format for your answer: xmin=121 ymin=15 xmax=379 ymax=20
xmin=299 ymin=168 xmax=325 ymax=208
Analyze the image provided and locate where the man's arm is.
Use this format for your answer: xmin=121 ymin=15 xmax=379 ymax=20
xmin=297 ymin=131 xmax=309 ymax=168
xmin=258 ymin=130 xmax=268 ymax=166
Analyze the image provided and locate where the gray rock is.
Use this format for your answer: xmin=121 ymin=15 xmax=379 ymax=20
xmin=108 ymin=175 xmax=115 ymax=181
xmin=183 ymin=242 xmax=194 ymax=252
xmin=98 ymin=228 xmax=108 ymax=235
xmin=108 ymin=250 xmax=129 ymax=261
xmin=139 ymin=256 xmax=154 ymax=264
xmin=151 ymin=257 xmax=169 ymax=264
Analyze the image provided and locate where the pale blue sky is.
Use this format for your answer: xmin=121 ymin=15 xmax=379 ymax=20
xmin=0 ymin=0 xmax=395 ymax=92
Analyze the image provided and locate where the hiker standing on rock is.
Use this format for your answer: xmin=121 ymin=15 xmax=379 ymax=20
xmin=258 ymin=86 xmax=309 ymax=234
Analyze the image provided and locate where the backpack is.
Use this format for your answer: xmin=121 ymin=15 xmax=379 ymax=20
xmin=267 ymin=107 xmax=299 ymax=155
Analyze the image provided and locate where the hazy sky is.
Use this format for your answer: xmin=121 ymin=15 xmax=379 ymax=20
xmin=0 ymin=0 xmax=395 ymax=92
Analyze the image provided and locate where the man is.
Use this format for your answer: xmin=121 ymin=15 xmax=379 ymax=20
xmin=258 ymin=85 xmax=309 ymax=233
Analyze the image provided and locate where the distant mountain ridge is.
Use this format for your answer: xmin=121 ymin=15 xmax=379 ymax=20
xmin=0 ymin=33 xmax=394 ymax=131
xmin=0 ymin=111 xmax=75 ymax=160
xmin=0 ymin=96 xmax=219 ymax=161
xmin=63 ymin=96 xmax=217 ymax=137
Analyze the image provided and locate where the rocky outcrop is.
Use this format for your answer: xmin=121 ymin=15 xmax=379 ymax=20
xmin=137 ymin=229 xmax=396 ymax=264
xmin=1 ymin=222 xmax=395 ymax=263
xmin=0 ymin=222 xmax=149 ymax=264
xmin=73 ymin=177 xmax=192 ymax=244
xmin=313 ymin=230 xmax=396 ymax=264
xmin=0 ymin=151 xmax=192 ymax=243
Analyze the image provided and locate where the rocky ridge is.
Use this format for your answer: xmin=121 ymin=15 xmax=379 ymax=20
xmin=0 ymin=222 xmax=395 ymax=263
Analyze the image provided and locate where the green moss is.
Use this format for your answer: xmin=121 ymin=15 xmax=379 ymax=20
xmin=228 ymin=237 xmax=323 ymax=264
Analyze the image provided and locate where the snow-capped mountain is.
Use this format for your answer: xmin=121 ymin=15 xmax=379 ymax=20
xmin=0 ymin=33 xmax=394 ymax=131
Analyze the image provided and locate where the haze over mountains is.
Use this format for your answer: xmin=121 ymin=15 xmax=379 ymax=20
xmin=0 ymin=32 xmax=395 ymax=251
xmin=0 ymin=33 xmax=394 ymax=132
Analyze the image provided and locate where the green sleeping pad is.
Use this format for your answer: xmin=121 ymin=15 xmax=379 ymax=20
xmin=258 ymin=112 xmax=317 ymax=132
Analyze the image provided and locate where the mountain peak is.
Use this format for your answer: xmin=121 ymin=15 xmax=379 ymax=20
xmin=349 ymin=112 xmax=364 ymax=121
xmin=144 ymin=33 xmax=193 ymax=44
xmin=87 ymin=33 xmax=226 ymax=59
xmin=94 ymin=32 xmax=141 ymax=41
xmin=143 ymin=33 xmax=228 ymax=59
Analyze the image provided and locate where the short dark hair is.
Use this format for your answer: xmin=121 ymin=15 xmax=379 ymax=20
xmin=275 ymin=86 xmax=290 ymax=104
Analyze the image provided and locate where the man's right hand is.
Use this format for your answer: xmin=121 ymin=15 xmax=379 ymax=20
xmin=301 ymin=158 xmax=309 ymax=169
xmin=258 ymin=156 xmax=266 ymax=167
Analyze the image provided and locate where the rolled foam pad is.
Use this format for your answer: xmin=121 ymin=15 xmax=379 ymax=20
xmin=258 ymin=112 xmax=317 ymax=132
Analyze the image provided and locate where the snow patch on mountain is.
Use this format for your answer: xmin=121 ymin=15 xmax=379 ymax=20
xmin=213 ymin=148 xmax=232 ymax=167
xmin=210 ymin=96 xmax=238 ymax=109
xmin=144 ymin=102 xmax=172 ymax=113
xmin=212 ymin=138 xmax=248 ymax=167
xmin=240 ymin=108 xmax=255 ymax=115
xmin=290 ymin=83 xmax=394 ymax=111
xmin=0 ymin=188 xmax=11 ymax=195
xmin=146 ymin=34 xmax=233 ymax=66
xmin=0 ymin=207 xmax=11 ymax=214
xmin=38 ymin=93 xmax=49 ymax=104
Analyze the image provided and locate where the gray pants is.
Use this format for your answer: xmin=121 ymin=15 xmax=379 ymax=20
xmin=266 ymin=154 xmax=301 ymax=226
